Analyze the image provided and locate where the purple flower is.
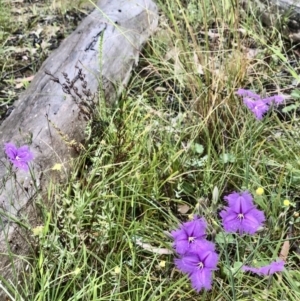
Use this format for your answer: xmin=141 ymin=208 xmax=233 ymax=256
xmin=242 ymin=259 xmax=284 ymax=276
xmin=236 ymin=88 xmax=285 ymax=120
xmin=236 ymin=89 xmax=261 ymax=100
xmin=224 ymin=191 xmax=254 ymax=207
xmin=220 ymin=191 xmax=265 ymax=235
xmin=171 ymin=216 xmax=207 ymax=254
xmin=273 ymin=95 xmax=285 ymax=104
xmin=243 ymin=97 xmax=270 ymax=120
xmin=262 ymin=95 xmax=285 ymax=105
xmin=175 ymin=243 xmax=218 ymax=291
xmin=4 ymin=143 xmax=34 ymax=172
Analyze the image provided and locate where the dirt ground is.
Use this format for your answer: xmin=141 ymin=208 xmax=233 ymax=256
xmin=0 ymin=0 xmax=96 ymax=124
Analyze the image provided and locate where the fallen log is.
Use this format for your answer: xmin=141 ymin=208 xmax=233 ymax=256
xmin=0 ymin=0 xmax=158 ymax=298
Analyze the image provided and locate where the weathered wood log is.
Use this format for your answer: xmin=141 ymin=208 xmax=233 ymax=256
xmin=0 ymin=0 xmax=158 ymax=298
xmin=244 ymin=0 xmax=300 ymax=42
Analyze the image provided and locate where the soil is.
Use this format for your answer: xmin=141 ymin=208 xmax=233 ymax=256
xmin=0 ymin=0 xmax=96 ymax=124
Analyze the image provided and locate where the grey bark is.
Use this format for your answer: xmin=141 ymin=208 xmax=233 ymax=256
xmin=0 ymin=0 xmax=158 ymax=299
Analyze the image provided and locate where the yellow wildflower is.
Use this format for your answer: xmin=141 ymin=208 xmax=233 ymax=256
xmin=32 ymin=225 xmax=44 ymax=236
xmin=51 ymin=163 xmax=62 ymax=171
xmin=159 ymin=260 xmax=166 ymax=268
xmin=256 ymin=187 xmax=264 ymax=196
xmin=114 ymin=266 xmax=121 ymax=274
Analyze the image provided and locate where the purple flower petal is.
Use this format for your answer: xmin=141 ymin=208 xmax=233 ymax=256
xmin=224 ymin=191 xmax=253 ymax=206
xmin=190 ymin=268 xmax=213 ymax=291
xmin=171 ymin=216 xmax=207 ymax=255
xmin=13 ymin=160 xmax=29 ymax=171
xmin=175 ymin=245 xmax=218 ymax=292
xmin=262 ymin=95 xmax=285 ymax=105
xmin=171 ymin=230 xmax=192 ymax=255
xmin=236 ymin=89 xmax=285 ymax=120
xmin=243 ymin=98 xmax=270 ymax=120
xmin=273 ymin=95 xmax=285 ymax=104
xmin=220 ymin=208 xmax=243 ymax=233
xmin=4 ymin=143 xmax=34 ymax=172
xmin=260 ymin=260 xmax=285 ymax=274
xmin=236 ymin=89 xmax=261 ymax=100
xmin=242 ymin=260 xmax=284 ymax=276
xmin=175 ymin=245 xmax=218 ymax=274
xmin=201 ymin=249 xmax=219 ymax=270
xmin=260 ymin=96 xmax=274 ymax=105
xmin=220 ymin=191 xmax=265 ymax=235
xmin=224 ymin=191 xmax=254 ymax=212
xmin=18 ymin=145 xmax=34 ymax=161
xmin=239 ymin=208 xmax=265 ymax=234
xmin=4 ymin=143 xmax=18 ymax=160
xmin=175 ymin=253 xmax=201 ymax=274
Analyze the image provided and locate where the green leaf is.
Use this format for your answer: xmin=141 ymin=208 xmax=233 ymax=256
xmin=282 ymin=104 xmax=299 ymax=113
xmin=291 ymin=89 xmax=300 ymax=100
xmin=215 ymin=232 xmax=235 ymax=244
xmin=222 ymin=261 xmax=243 ymax=278
xmin=220 ymin=153 xmax=236 ymax=163
xmin=193 ymin=143 xmax=204 ymax=154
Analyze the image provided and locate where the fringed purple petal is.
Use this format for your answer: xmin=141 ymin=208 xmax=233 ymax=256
xmin=4 ymin=143 xmax=18 ymax=160
xmin=17 ymin=145 xmax=34 ymax=161
xmin=190 ymin=268 xmax=213 ymax=291
xmin=236 ymin=89 xmax=261 ymax=100
xmin=242 ymin=260 xmax=284 ymax=276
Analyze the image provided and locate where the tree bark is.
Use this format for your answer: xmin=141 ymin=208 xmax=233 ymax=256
xmin=0 ymin=0 xmax=158 ymax=299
